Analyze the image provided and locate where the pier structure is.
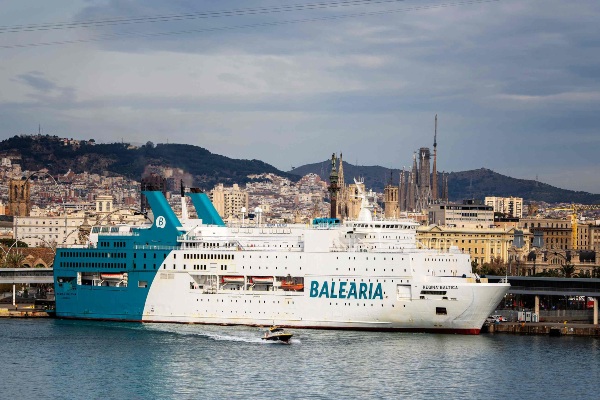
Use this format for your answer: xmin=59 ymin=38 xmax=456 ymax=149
xmin=487 ymin=275 xmax=600 ymax=325
xmin=0 ymin=268 xmax=53 ymax=307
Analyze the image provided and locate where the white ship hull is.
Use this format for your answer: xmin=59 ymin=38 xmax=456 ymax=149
xmin=141 ymin=251 xmax=508 ymax=334
xmin=54 ymin=190 xmax=510 ymax=334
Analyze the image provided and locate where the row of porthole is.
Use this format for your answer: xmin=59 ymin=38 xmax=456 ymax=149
xmin=182 ymin=253 xmax=234 ymax=260
xmin=133 ymin=264 xmax=156 ymax=270
xmin=331 ymin=278 xmax=397 ymax=283
xmin=340 ymin=268 xmax=397 ymax=273
xmin=194 ymin=309 xmax=289 ymax=314
xmin=194 ymin=298 xmax=291 ymax=305
xmin=135 ymin=253 xmax=165 ymax=259
xmin=61 ymin=262 xmax=126 ymax=269
xmin=242 ymin=255 xmax=299 ymax=259
xmin=338 ymin=256 xmax=398 ymax=261
xmin=329 ymin=302 xmax=394 ymax=307
xmin=62 ymin=252 xmax=126 ymax=259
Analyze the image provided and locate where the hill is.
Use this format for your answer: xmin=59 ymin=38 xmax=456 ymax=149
xmin=289 ymin=161 xmax=600 ymax=204
xmin=0 ymin=135 xmax=298 ymax=189
xmin=290 ymin=160 xmax=395 ymax=195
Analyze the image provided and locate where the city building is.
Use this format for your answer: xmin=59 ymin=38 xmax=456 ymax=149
xmin=141 ymin=173 xmax=167 ymax=213
xmin=427 ymin=200 xmax=494 ymax=228
xmin=8 ymin=178 xmax=30 ymax=216
xmin=383 ymin=173 xmax=399 ymax=219
xmin=327 ymin=153 xmax=369 ymax=221
xmin=417 ymin=225 xmax=516 ymax=267
xmin=485 ymin=196 xmax=523 ymax=218
xmin=589 ymin=224 xmax=600 ymax=252
xmin=519 ymin=218 xmax=572 ymax=250
xmin=209 ymin=183 xmax=249 ymax=220
xmin=14 ymin=195 xmax=146 ymax=247
xmin=384 ymin=116 xmax=449 ymax=215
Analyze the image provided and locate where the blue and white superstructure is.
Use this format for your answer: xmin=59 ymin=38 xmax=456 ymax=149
xmin=53 ymin=189 xmax=509 ymax=334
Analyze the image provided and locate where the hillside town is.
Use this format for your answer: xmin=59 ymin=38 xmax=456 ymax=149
xmin=1 ymin=136 xmax=600 ymax=279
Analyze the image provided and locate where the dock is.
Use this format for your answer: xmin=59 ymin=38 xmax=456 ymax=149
xmin=0 ymin=305 xmax=52 ymax=318
xmin=484 ymin=322 xmax=600 ymax=337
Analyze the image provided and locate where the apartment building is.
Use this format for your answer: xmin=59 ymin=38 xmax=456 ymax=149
xmin=417 ymin=225 xmax=516 ymax=267
xmin=484 ymin=196 xmax=523 ymax=218
xmin=427 ymin=201 xmax=494 ymax=228
xmin=209 ymin=183 xmax=249 ymax=220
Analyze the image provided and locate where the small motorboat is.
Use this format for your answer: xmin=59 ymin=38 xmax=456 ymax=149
xmin=262 ymin=326 xmax=293 ymax=343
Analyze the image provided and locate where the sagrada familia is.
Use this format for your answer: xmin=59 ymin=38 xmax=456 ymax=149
xmin=328 ymin=115 xmax=449 ymax=220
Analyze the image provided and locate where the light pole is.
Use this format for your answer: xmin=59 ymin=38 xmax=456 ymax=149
xmin=25 ymin=171 xmax=67 ymax=245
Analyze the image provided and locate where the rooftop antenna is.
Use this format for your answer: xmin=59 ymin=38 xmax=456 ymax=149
xmin=469 ymin=177 xmax=473 ymax=199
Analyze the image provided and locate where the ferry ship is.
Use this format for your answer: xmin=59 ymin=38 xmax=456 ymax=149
xmin=52 ymin=188 xmax=509 ymax=334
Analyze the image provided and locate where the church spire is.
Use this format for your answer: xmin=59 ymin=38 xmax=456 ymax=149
xmin=328 ymin=153 xmax=340 ymax=219
xmin=432 ymin=114 xmax=439 ymax=200
xmin=338 ymin=152 xmax=345 ymax=192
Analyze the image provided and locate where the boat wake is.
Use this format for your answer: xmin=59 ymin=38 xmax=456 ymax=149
xmin=143 ymin=324 xmax=300 ymax=344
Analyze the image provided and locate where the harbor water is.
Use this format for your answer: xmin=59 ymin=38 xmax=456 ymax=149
xmin=1 ymin=319 xmax=598 ymax=399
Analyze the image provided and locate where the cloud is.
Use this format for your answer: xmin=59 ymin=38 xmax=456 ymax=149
xmin=0 ymin=0 xmax=599 ymax=192
xmin=15 ymin=71 xmax=57 ymax=93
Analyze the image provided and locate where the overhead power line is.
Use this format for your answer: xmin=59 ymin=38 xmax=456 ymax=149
xmin=0 ymin=0 xmax=502 ymax=50
xmin=0 ymin=0 xmax=408 ymax=33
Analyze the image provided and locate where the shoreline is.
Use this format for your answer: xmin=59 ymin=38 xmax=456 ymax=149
xmin=484 ymin=321 xmax=600 ymax=337
xmin=2 ymin=304 xmax=598 ymax=337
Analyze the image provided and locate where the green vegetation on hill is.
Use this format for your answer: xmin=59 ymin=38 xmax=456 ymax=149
xmin=446 ymin=168 xmax=600 ymax=204
xmin=3 ymin=135 xmax=597 ymax=204
xmin=0 ymin=135 xmax=298 ymax=189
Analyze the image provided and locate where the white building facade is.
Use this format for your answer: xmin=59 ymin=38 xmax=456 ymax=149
xmin=485 ymin=196 xmax=523 ymax=218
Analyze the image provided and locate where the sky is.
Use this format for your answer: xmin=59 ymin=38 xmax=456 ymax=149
xmin=1 ymin=0 xmax=599 ymax=192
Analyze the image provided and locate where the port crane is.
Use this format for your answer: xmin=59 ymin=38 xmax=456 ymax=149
xmin=538 ymin=204 xmax=600 ymax=250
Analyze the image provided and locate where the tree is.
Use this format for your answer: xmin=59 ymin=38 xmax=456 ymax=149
xmin=479 ymin=256 xmax=506 ymax=276
xmin=560 ymin=263 xmax=576 ymax=278
xmin=471 ymin=260 xmax=479 ymax=274
xmin=0 ymin=239 xmax=28 ymax=248
xmin=4 ymin=252 xmax=26 ymax=268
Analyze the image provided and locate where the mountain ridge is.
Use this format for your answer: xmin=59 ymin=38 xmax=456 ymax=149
xmin=0 ymin=135 xmax=298 ymax=189
xmin=288 ymin=162 xmax=600 ymax=204
xmin=1 ymin=135 xmax=597 ymax=204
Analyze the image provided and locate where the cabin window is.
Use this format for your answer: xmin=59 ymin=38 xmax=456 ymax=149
xmin=138 ymin=281 xmax=148 ymax=288
xmin=436 ymin=307 xmax=447 ymax=315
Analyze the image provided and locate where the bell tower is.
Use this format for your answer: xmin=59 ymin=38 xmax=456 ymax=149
xmin=384 ymin=171 xmax=399 ymax=218
xmin=327 ymin=153 xmax=340 ymax=219
xmin=8 ymin=179 xmax=30 ymax=217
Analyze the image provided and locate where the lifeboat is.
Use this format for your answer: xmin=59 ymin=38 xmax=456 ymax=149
xmin=221 ymin=276 xmax=245 ymax=284
xmin=101 ymin=273 xmax=124 ymax=280
xmin=252 ymin=276 xmax=274 ymax=284
xmin=281 ymin=281 xmax=304 ymax=291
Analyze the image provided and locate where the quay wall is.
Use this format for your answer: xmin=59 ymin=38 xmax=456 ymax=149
xmin=486 ymin=322 xmax=600 ymax=337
